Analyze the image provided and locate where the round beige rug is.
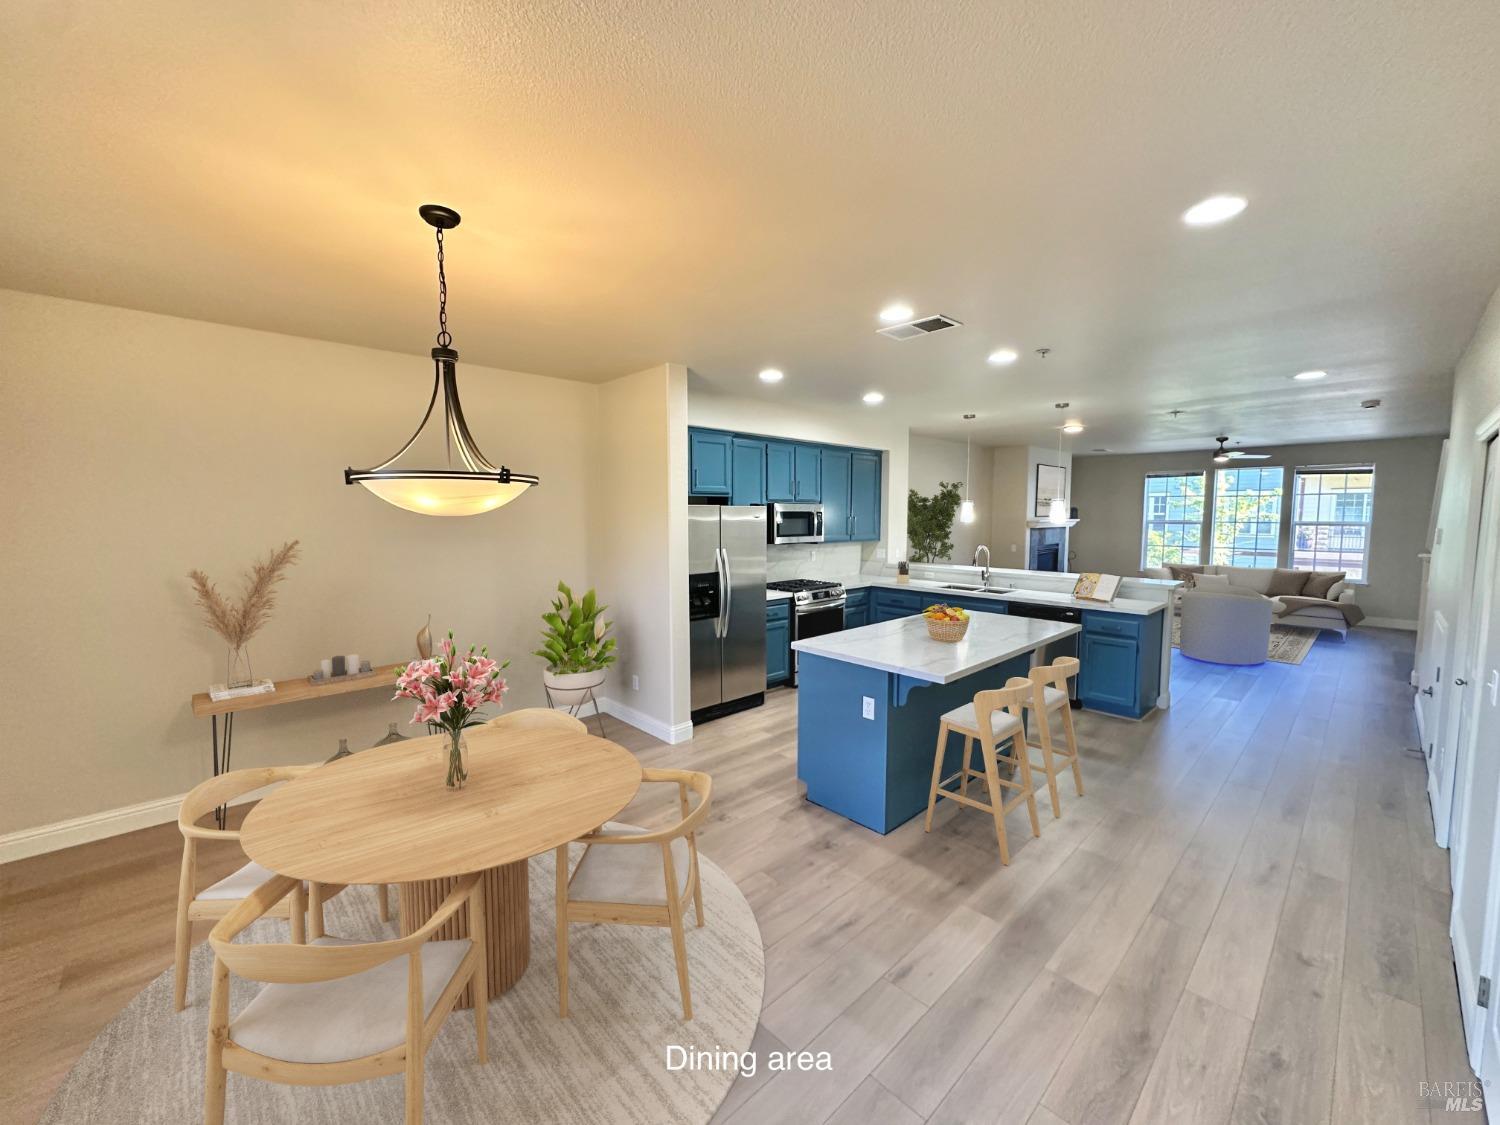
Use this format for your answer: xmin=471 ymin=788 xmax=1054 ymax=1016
xmin=43 ymin=841 xmax=764 ymax=1124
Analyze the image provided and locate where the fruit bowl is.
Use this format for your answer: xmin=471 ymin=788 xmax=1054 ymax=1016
xmin=923 ymin=603 xmax=970 ymax=642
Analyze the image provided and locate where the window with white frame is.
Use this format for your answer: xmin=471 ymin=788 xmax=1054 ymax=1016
xmin=1211 ymin=466 xmax=1284 ymax=568
xmin=1292 ymin=465 xmax=1375 ymax=581
xmin=1141 ymin=472 xmax=1206 ymax=568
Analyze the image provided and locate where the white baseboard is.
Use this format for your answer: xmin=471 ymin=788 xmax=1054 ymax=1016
xmin=597 ymin=696 xmax=693 ymax=745
xmin=0 ymin=787 xmax=268 ymax=865
xmin=1364 ymin=617 xmax=1418 ymax=630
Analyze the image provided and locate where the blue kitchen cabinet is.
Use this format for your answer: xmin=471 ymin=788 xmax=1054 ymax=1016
xmin=766 ymin=441 xmax=796 ymax=502
xmin=731 ymin=437 xmax=767 ymax=505
xmin=871 ymin=587 xmax=925 ymax=622
xmin=793 ymin=444 xmax=822 ymax=502
xmin=821 ymin=448 xmax=852 ymax=541
xmin=849 ymin=450 xmax=881 ymax=541
xmin=843 ymin=588 xmax=870 ymax=629
xmin=766 ymin=599 xmax=792 ymax=686
xmin=689 ymin=429 xmax=734 ymax=496
xmin=1078 ymin=610 xmax=1163 ymax=718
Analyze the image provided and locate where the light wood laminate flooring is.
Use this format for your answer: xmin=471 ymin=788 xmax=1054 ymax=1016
xmin=0 ymin=628 xmax=1474 ymax=1124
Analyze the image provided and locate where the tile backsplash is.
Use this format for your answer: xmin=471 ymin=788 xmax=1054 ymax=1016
xmin=766 ymin=542 xmax=874 ymax=580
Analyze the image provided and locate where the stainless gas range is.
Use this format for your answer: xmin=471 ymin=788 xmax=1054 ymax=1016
xmin=766 ymin=579 xmax=846 ymax=686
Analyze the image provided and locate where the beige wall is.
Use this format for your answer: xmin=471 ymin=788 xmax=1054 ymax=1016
xmin=907 ymin=433 xmax=993 ymax=564
xmin=0 ymin=289 xmax=684 ymax=838
xmin=1069 ymin=435 xmax=1445 ymax=622
xmin=589 ymin=364 xmax=691 ymax=734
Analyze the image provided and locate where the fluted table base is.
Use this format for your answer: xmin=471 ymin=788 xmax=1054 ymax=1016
xmin=398 ymin=859 xmax=530 ymax=1008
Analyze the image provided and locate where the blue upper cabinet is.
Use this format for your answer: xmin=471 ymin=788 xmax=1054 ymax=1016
xmin=731 ymin=437 xmax=767 ymax=505
xmin=850 ymin=450 xmax=881 ymax=541
xmin=689 ymin=430 xmax=734 ymax=496
xmin=794 ymin=445 xmax=822 ymax=502
xmin=766 ymin=441 xmax=797 ymax=502
xmin=821 ymin=448 xmax=852 ymax=541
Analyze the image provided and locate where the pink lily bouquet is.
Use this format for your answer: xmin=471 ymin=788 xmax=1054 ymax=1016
xmin=394 ymin=634 xmax=509 ymax=789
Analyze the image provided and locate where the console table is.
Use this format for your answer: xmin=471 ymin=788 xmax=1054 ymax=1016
xmin=190 ymin=664 xmax=403 ymax=823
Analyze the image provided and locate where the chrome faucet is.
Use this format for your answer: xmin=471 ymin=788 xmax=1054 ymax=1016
xmin=973 ymin=544 xmax=991 ymax=585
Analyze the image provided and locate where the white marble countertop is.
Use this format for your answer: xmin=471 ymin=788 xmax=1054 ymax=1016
xmin=791 ymin=613 xmax=1081 ymax=683
xmin=766 ymin=589 xmax=794 ymax=602
xmin=840 ymin=576 xmax=1166 ymax=616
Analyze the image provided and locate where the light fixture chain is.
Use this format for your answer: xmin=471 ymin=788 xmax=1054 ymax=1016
xmin=435 ymin=227 xmax=451 ymax=348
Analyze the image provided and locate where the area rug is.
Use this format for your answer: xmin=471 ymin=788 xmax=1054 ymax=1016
xmin=1171 ymin=618 xmax=1319 ymax=665
xmin=42 ymin=842 xmax=764 ymax=1125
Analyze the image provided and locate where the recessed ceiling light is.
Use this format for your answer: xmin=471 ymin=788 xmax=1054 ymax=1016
xmin=987 ymin=348 xmax=1019 ymax=366
xmin=1062 ymin=422 xmax=1085 ymax=434
xmin=878 ymin=303 xmax=913 ymax=324
xmin=1182 ymin=194 xmax=1248 ymax=226
xmin=862 ymin=391 xmax=885 ymax=405
xmin=1292 ymin=369 xmax=1326 ymax=382
xmin=758 ymin=368 xmax=784 ymax=383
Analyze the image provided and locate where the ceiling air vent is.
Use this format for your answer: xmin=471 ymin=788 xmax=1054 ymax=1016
xmin=877 ymin=313 xmax=963 ymax=340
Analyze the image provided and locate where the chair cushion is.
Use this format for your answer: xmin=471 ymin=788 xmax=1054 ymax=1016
xmin=1033 ymin=685 xmax=1068 ymax=711
xmin=199 ymin=861 xmax=287 ymax=901
xmin=230 ymin=937 xmax=470 ymax=1064
xmin=569 ymin=822 xmax=691 ymax=906
xmin=939 ymin=702 xmax=1024 ymax=741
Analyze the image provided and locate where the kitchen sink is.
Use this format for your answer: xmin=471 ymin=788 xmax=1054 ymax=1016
xmin=940 ymin=583 xmax=992 ymax=592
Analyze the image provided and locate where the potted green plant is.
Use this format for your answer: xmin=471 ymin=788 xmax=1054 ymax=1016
xmin=907 ymin=481 xmax=963 ymax=563
xmin=533 ymin=581 xmax=617 ymax=707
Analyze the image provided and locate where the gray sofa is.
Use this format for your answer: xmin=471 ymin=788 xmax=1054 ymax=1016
xmin=1142 ymin=564 xmax=1360 ymax=639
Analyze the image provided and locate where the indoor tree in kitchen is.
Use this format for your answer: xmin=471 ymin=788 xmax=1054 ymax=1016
xmin=534 ymin=582 xmax=616 ymax=726
xmin=907 ymin=482 xmax=963 ymax=563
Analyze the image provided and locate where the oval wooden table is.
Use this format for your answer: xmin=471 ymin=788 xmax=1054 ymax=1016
xmin=241 ymin=724 xmax=642 ymax=1005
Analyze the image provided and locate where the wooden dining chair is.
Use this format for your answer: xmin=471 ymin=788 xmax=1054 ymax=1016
xmin=487 ymin=707 xmax=588 ymax=735
xmin=924 ymin=679 xmax=1041 ymax=865
xmin=205 ymin=871 xmax=487 ymax=1125
xmin=1022 ymin=656 xmax=1085 ymax=818
xmin=174 ymin=766 xmax=320 ymax=1011
xmin=555 ymin=768 xmax=711 ymax=1020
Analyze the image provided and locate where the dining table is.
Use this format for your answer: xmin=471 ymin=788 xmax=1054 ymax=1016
xmin=240 ymin=722 xmax=643 ymax=1006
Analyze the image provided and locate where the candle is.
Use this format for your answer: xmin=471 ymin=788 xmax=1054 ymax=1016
xmin=319 ymin=658 xmax=334 ymax=680
xmin=345 ymin=653 xmax=361 ymax=676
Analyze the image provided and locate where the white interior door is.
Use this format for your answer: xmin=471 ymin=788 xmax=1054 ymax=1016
xmin=1421 ymin=609 xmax=1450 ymax=826
xmin=1450 ymin=438 xmax=1500 ymax=1072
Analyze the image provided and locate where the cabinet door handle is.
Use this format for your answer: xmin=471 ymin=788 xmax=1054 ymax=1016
xmin=1422 ymin=686 xmax=1434 ymax=696
xmin=1455 ymin=677 xmax=1469 ymax=686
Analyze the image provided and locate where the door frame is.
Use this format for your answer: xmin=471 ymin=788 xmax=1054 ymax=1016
xmin=1446 ymin=411 xmax=1500 ymax=1075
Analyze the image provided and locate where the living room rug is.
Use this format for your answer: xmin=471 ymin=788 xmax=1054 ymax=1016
xmin=42 ymin=843 xmax=764 ymax=1125
xmin=1171 ymin=618 xmax=1319 ymax=665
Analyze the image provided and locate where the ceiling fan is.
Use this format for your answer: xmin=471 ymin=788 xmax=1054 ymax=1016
xmin=1211 ymin=435 xmax=1271 ymax=463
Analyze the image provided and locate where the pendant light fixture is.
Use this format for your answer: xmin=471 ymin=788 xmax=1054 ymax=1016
xmin=345 ymin=204 xmax=539 ymax=516
xmin=1049 ymin=401 xmax=1070 ymax=524
xmin=959 ymin=413 xmax=977 ymax=524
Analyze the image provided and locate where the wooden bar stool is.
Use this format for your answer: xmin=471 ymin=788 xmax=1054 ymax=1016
xmin=1023 ymin=656 xmax=1084 ymax=818
xmin=924 ymin=679 xmax=1040 ymax=864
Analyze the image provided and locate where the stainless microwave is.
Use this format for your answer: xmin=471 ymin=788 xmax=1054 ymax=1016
xmin=768 ymin=503 xmax=825 ymax=544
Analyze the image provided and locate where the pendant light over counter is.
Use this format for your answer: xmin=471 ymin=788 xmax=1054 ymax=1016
xmin=1049 ymin=401 xmax=1070 ymax=524
xmin=959 ymin=413 xmax=977 ymax=524
xmin=345 ymin=204 xmax=539 ymax=516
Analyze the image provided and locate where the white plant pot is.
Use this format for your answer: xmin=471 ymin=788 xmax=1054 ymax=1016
xmin=543 ymin=668 xmax=606 ymax=709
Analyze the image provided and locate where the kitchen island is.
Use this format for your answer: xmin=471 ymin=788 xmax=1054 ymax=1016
xmin=792 ymin=613 xmax=1080 ymax=833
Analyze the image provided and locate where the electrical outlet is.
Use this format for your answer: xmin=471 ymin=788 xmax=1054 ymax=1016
xmin=862 ymin=696 xmax=875 ymax=720
xmin=631 ymin=675 xmax=639 ymax=692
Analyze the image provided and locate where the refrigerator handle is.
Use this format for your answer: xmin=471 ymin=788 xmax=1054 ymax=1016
xmin=719 ymin=546 xmax=733 ymax=639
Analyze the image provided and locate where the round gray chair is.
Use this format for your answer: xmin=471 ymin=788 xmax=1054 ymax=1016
xmin=1179 ymin=588 xmax=1272 ymax=665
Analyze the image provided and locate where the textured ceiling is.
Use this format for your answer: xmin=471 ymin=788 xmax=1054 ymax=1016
xmin=3 ymin=1 xmax=1498 ymax=452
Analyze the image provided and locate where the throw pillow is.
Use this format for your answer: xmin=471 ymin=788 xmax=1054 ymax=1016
xmin=1302 ymin=571 xmax=1347 ymax=599
xmin=1167 ymin=564 xmax=1205 ymax=586
xmin=1193 ymin=573 xmax=1231 ymax=589
xmin=1266 ymin=569 xmax=1310 ymax=597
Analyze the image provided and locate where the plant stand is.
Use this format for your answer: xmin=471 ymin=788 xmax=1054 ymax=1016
xmin=543 ymin=683 xmax=608 ymax=739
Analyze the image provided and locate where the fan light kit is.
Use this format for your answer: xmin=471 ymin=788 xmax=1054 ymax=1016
xmin=345 ymin=205 xmax=539 ymax=516
xmin=1211 ymin=435 xmax=1271 ymax=464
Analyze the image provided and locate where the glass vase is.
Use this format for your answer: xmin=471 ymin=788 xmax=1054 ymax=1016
xmin=444 ymin=730 xmax=469 ymax=790
xmin=226 ymin=645 xmax=253 ymax=689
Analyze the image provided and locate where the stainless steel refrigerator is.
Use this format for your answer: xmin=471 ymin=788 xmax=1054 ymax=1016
xmin=689 ymin=505 xmax=767 ymax=723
